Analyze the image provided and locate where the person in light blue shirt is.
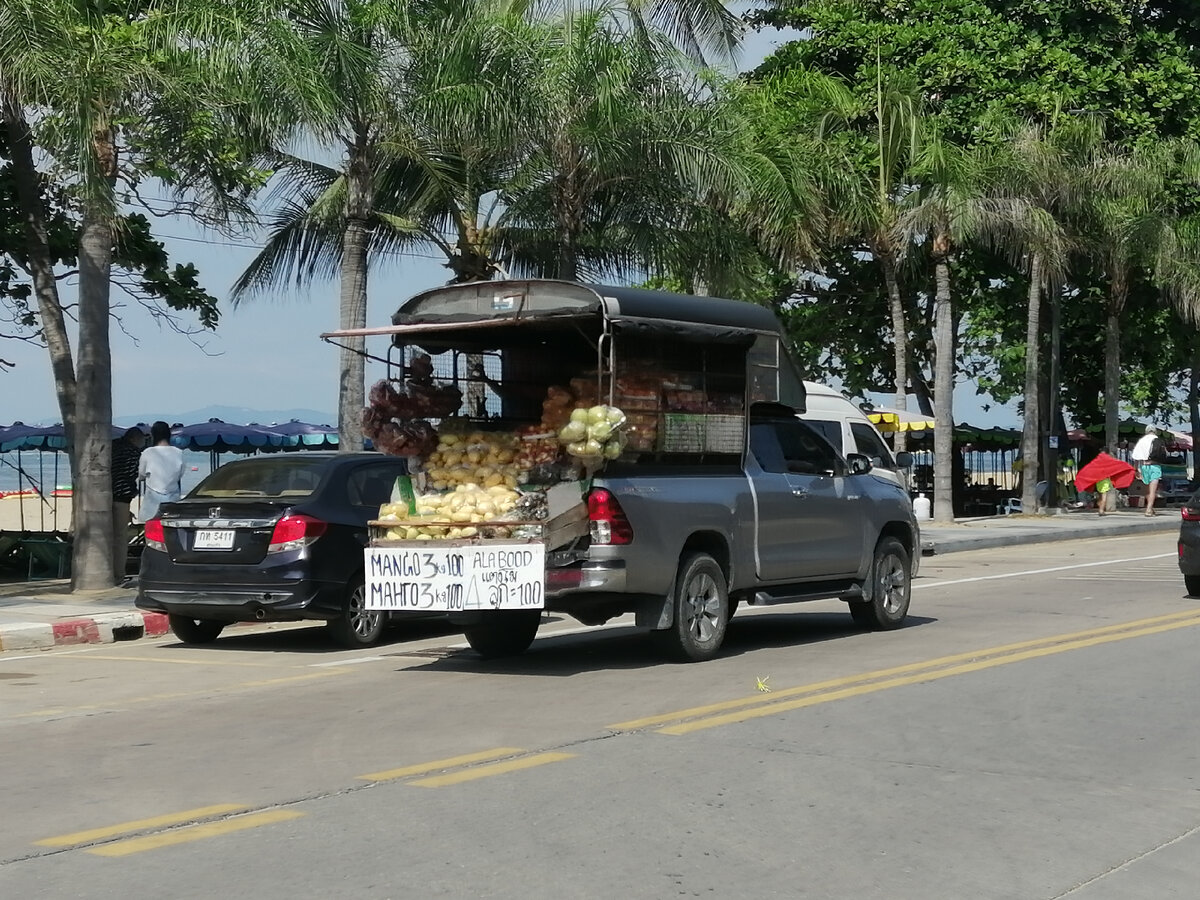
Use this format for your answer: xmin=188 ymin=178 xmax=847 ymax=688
xmin=138 ymin=421 xmax=185 ymax=523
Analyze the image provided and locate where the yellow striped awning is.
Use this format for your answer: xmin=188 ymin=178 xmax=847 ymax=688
xmin=867 ymin=410 xmax=936 ymax=433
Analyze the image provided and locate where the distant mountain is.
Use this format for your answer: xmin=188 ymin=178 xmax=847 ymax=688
xmin=116 ymin=405 xmax=336 ymax=428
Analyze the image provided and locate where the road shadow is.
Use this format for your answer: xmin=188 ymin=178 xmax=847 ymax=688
xmin=393 ymin=610 xmax=938 ymax=677
xmin=153 ymin=616 xmax=485 ymax=655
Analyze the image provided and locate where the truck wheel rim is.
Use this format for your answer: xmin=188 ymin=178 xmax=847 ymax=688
xmin=684 ymin=572 xmax=721 ymax=643
xmin=878 ymin=554 xmax=907 ymax=615
xmin=349 ymin=586 xmax=380 ymax=637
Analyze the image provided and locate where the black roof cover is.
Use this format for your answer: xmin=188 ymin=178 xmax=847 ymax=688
xmin=392 ymin=279 xmax=783 ymax=343
xmin=592 ymin=284 xmax=782 ymax=336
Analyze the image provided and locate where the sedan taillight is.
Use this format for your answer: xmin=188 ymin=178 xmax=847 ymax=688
xmin=268 ymin=514 xmax=327 ymax=553
xmin=1182 ymin=508 xmax=1200 ymax=522
xmin=144 ymin=518 xmax=166 ymax=551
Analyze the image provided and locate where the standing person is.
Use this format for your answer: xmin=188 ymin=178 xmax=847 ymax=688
xmin=138 ymin=421 xmax=185 ymax=523
xmin=111 ymin=427 xmax=145 ymax=581
xmin=1131 ymin=425 xmax=1167 ymax=516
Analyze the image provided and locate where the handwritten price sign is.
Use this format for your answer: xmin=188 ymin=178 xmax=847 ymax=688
xmin=365 ymin=543 xmax=546 ymax=611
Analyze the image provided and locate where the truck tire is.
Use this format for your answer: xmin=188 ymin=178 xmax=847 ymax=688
xmin=849 ymin=536 xmax=911 ymax=630
xmin=168 ymin=615 xmax=225 ymax=644
xmin=1185 ymin=575 xmax=1200 ymax=598
xmin=463 ymin=610 xmax=541 ymax=659
xmin=654 ymin=553 xmax=729 ymax=662
xmin=328 ymin=579 xmax=385 ymax=649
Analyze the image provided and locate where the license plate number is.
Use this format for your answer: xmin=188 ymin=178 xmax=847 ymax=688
xmin=194 ymin=529 xmax=235 ymax=550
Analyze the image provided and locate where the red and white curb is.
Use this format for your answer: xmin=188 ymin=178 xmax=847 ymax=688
xmin=0 ymin=611 xmax=170 ymax=652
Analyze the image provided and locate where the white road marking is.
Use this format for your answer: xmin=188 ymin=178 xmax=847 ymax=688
xmin=308 ymin=655 xmax=388 ymax=668
xmin=915 ymin=553 xmax=1177 ymax=591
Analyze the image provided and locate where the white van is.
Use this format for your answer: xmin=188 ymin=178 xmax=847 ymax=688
xmin=800 ymin=381 xmax=913 ymax=487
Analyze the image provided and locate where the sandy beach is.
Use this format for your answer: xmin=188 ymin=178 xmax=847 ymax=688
xmin=0 ymin=494 xmax=145 ymax=533
xmin=0 ymin=494 xmax=74 ymax=533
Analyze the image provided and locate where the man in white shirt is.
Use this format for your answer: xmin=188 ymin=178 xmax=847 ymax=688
xmin=138 ymin=421 xmax=185 ymax=523
xmin=1130 ymin=425 xmax=1165 ymax=516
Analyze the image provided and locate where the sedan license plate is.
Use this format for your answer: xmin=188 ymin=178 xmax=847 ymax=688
xmin=194 ymin=529 xmax=235 ymax=550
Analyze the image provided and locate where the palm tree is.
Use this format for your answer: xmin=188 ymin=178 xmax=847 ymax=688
xmin=1081 ymin=139 xmax=1200 ymax=449
xmin=896 ymin=127 xmax=1004 ymax=523
xmin=555 ymin=0 xmax=743 ymax=64
xmin=495 ymin=12 xmax=763 ymax=282
xmin=994 ymin=116 xmax=1089 ymax=512
xmin=225 ymin=0 xmax=442 ymax=451
xmin=770 ymin=65 xmax=923 ymax=449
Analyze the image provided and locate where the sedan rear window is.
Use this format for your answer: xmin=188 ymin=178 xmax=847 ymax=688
xmin=189 ymin=458 xmax=330 ymax=499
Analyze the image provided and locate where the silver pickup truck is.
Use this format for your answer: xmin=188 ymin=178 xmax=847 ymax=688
xmin=328 ymin=280 xmax=919 ymax=662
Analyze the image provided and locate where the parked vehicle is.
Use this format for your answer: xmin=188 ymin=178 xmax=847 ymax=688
xmin=136 ymin=452 xmax=417 ymax=647
xmin=328 ymin=280 xmax=921 ymax=662
xmin=799 ymin=381 xmax=913 ymax=486
xmin=1178 ymin=493 xmax=1200 ymax=597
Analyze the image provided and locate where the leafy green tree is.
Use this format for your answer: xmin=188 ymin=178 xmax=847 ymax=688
xmin=0 ymin=0 xmax=243 ymax=589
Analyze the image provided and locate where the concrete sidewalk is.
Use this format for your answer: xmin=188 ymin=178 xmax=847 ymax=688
xmin=0 ymin=509 xmax=1182 ymax=653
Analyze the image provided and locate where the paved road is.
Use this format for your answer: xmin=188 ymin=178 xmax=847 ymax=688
xmin=2 ymin=532 xmax=1198 ymax=898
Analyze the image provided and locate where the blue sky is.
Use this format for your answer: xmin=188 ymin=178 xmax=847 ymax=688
xmin=1 ymin=17 xmax=1022 ymax=429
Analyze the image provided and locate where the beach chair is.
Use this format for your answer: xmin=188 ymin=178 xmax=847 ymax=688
xmin=22 ymin=532 xmax=71 ymax=580
xmin=0 ymin=530 xmax=24 ymax=574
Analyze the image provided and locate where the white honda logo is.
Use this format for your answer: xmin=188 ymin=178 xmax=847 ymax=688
xmin=208 ymin=507 xmax=221 ymax=518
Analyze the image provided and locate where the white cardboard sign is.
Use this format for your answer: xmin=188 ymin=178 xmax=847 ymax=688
xmin=365 ymin=543 xmax=546 ymax=611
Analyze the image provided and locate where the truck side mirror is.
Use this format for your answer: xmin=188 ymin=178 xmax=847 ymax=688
xmin=846 ymin=453 xmax=873 ymax=475
xmin=894 ymin=451 xmax=914 ymax=469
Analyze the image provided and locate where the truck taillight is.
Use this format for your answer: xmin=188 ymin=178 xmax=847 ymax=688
xmin=1182 ymin=507 xmax=1200 ymax=521
xmin=587 ymin=489 xmax=633 ymax=545
xmin=268 ymin=514 xmax=327 ymax=553
xmin=144 ymin=518 xmax=166 ymax=551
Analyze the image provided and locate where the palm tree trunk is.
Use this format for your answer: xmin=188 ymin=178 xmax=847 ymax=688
xmin=879 ymin=252 xmax=909 ymax=453
xmin=72 ymin=123 xmax=118 ymax=589
xmin=337 ymin=151 xmax=371 ymax=452
xmin=1103 ymin=271 xmax=1126 ymax=451
xmin=932 ymin=244 xmax=955 ymax=524
xmin=1020 ymin=253 xmax=1042 ymax=513
xmin=1189 ymin=340 xmax=1200 ymax=440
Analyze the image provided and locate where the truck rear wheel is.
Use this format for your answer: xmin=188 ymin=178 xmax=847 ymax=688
xmin=654 ymin=553 xmax=729 ymax=662
xmin=849 ymin=537 xmax=911 ymax=630
xmin=463 ymin=610 xmax=541 ymax=659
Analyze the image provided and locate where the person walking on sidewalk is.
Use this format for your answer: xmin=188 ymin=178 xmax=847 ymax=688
xmin=111 ymin=426 xmax=145 ymax=581
xmin=138 ymin=421 xmax=184 ymax=523
xmin=1131 ymin=425 xmax=1168 ymax=516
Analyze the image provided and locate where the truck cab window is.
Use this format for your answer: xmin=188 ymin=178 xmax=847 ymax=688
xmin=751 ymin=419 xmax=841 ymax=476
xmin=850 ymin=422 xmax=895 ymax=470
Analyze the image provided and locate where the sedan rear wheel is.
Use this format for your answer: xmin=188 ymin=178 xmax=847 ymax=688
xmin=328 ymin=579 xmax=385 ymax=649
xmin=1185 ymin=575 xmax=1200 ymax=598
xmin=168 ymin=615 xmax=226 ymax=645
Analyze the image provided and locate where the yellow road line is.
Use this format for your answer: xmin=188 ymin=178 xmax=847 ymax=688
xmin=359 ymin=747 xmax=526 ymax=782
xmin=58 ymin=655 xmax=287 ymax=668
xmin=36 ymin=804 xmax=247 ymax=848
xmin=87 ymin=810 xmax=305 ymax=857
xmin=14 ymin=670 xmax=346 ymax=719
xmin=410 ymin=752 xmax=576 ymax=788
xmin=609 ymin=609 xmax=1200 ymax=731
xmin=660 ymin=616 xmax=1200 ymax=735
